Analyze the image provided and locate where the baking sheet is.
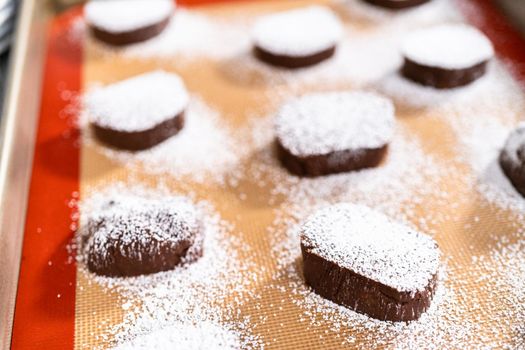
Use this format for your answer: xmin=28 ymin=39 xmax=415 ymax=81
xmin=9 ymin=0 xmax=525 ymax=349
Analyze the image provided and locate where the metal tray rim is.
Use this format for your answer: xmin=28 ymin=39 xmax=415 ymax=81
xmin=0 ymin=0 xmax=47 ymax=348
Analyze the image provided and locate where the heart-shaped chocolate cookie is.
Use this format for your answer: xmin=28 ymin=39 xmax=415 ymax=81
xmin=300 ymin=203 xmax=440 ymax=321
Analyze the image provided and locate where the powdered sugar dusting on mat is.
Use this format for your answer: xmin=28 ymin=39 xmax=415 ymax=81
xmin=87 ymin=9 xmax=251 ymax=61
xmin=462 ymin=239 xmax=525 ymax=347
xmin=301 ymin=204 xmax=439 ymax=292
xmin=247 ymin=117 xmax=453 ymax=234
xmin=252 ymin=6 xmax=343 ymax=57
xmin=275 ymin=92 xmax=394 ymax=156
xmin=455 ymin=118 xmax=525 ymax=212
xmin=221 ymin=33 xmax=402 ymax=90
xmin=284 ymin=236 xmax=525 ymax=348
xmin=221 ymin=1 xmax=462 ymax=92
xmin=239 ymin=117 xmax=468 ymax=345
xmin=78 ymin=185 xmax=262 ymax=349
xmin=245 ymin=117 xmax=452 ymax=258
xmin=111 ymin=322 xmax=245 ymax=350
xmin=85 ymin=1 xmax=463 ymax=88
xmin=434 ymin=63 xmax=525 ymax=213
xmin=376 ymin=66 xmax=493 ymax=109
xmin=281 ymin=260 xmax=516 ymax=348
xmin=85 ymin=0 xmax=173 ymax=33
xmin=250 ymin=117 xmax=521 ymax=346
xmin=73 ymin=0 xmax=525 ymax=347
xmin=84 ymin=98 xmax=240 ymax=184
xmin=402 ymin=24 xmax=494 ymax=69
xmin=86 ymin=71 xmax=188 ymax=132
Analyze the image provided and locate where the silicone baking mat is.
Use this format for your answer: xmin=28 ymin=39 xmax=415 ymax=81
xmin=10 ymin=0 xmax=525 ymax=349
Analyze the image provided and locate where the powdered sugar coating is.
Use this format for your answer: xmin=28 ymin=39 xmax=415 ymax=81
xmin=85 ymin=0 xmax=174 ymax=34
xmin=301 ymin=204 xmax=440 ymax=292
xmin=111 ymin=322 xmax=243 ymax=350
xmin=82 ymin=194 xmax=202 ymax=273
xmin=275 ymin=92 xmax=395 ymax=157
xmin=252 ymin=6 xmax=343 ymax=57
xmin=86 ymin=70 xmax=189 ymax=132
xmin=402 ymin=24 xmax=494 ymax=70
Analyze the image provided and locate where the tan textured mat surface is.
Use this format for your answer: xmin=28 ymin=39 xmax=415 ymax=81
xmin=73 ymin=0 xmax=525 ymax=348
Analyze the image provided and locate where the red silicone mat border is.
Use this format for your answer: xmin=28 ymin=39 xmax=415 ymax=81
xmin=10 ymin=6 xmax=83 ymax=350
xmin=9 ymin=1 xmax=525 ymax=349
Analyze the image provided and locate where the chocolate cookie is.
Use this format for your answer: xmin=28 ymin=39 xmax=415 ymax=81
xmin=82 ymin=195 xmax=203 ymax=277
xmin=300 ymin=204 xmax=440 ymax=322
xmin=275 ymin=92 xmax=395 ymax=177
xmin=85 ymin=0 xmax=174 ymax=46
xmin=499 ymin=126 xmax=525 ymax=197
xmin=401 ymin=24 xmax=494 ymax=89
xmin=361 ymin=0 xmax=431 ymax=9
xmin=86 ymin=70 xmax=189 ymax=151
xmin=252 ymin=6 xmax=342 ymax=69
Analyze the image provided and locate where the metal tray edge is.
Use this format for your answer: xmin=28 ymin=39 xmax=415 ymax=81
xmin=0 ymin=0 xmax=48 ymax=348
